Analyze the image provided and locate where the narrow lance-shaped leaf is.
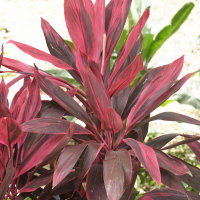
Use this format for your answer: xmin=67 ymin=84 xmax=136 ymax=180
xmin=0 ymin=78 xmax=8 ymax=106
xmin=33 ymin=68 xmax=93 ymax=126
xmin=0 ymin=102 xmax=11 ymax=118
xmin=21 ymin=118 xmax=93 ymax=135
xmin=187 ymin=141 xmax=200 ymax=162
xmin=108 ymin=54 xmax=143 ymax=97
xmin=75 ymin=143 xmax=104 ymax=189
xmin=124 ymin=138 xmax=161 ymax=186
xmin=7 ymin=40 xmax=76 ymax=71
xmin=0 ymin=159 xmax=15 ymax=200
xmin=86 ymin=165 xmax=108 ymax=200
xmin=53 ymin=143 xmax=88 ymax=187
xmin=84 ymin=67 xmax=109 ymax=120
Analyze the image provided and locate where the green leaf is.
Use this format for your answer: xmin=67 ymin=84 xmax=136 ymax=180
xmin=146 ymin=2 xmax=194 ymax=63
xmin=64 ymin=40 xmax=76 ymax=51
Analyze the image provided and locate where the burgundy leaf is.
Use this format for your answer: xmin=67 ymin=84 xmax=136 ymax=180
xmin=108 ymin=54 xmax=143 ymax=97
xmin=94 ymin=0 xmax=105 ymax=64
xmin=136 ymin=112 xmax=200 ymax=128
xmin=108 ymin=8 xmax=149 ymax=84
xmin=146 ymin=133 xmax=180 ymax=149
xmin=86 ymin=164 xmax=108 ymax=200
xmin=19 ymin=172 xmax=53 ymax=193
xmin=27 ymin=124 xmax=74 ymax=180
xmin=64 ymin=0 xmax=97 ymax=61
xmin=7 ymin=40 xmax=75 ymax=71
xmin=187 ymin=141 xmax=200 ymax=162
xmin=16 ymin=134 xmax=67 ymax=177
xmin=0 ymin=117 xmax=22 ymax=149
xmin=53 ymin=143 xmax=87 ymax=187
xmin=176 ymin=157 xmax=200 ymax=192
xmin=0 ymin=44 xmax=3 ymax=67
xmin=124 ymin=138 xmax=161 ymax=186
xmin=126 ymin=57 xmax=187 ymax=130
xmin=162 ymin=136 xmax=200 ymax=150
xmin=160 ymin=168 xmax=190 ymax=198
xmin=101 ymin=107 xmax=123 ymax=133
xmin=33 ymin=68 xmax=93 ymax=126
xmin=0 ymin=159 xmax=14 ymax=200
xmin=0 ymin=78 xmax=8 ymax=106
xmin=41 ymin=18 xmax=76 ymax=68
xmin=103 ymin=150 xmax=132 ymax=200
xmin=154 ymin=149 xmax=190 ymax=176
xmin=75 ymin=142 xmax=104 ymax=189
xmin=21 ymin=118 xmax=92 ymax=135
xmin=138 ymin=188 xmax=200 ymax=200
xmin=111 ymin=86 xmax=130 ymax=116
xmin=84 ymin=67 xmax=109 ymax=120
xmin=0 ymin=102 xmax=11 ymax=118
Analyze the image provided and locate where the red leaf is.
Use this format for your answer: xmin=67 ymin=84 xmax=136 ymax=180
xmin=108 ymin=54 xmax=143 ymax=97
xmin=7 ymin=40 xmax=75 ymax=71
xmin=86 ymin=164 xmax=108 ymax=200
xmin=124 ymin=138 xmax=161 ymax=186
xmin=53 ymin=143 xmax=87 ymax=187
xmin=154 ymin=149 xmax=190 ymax=176
xmin=0 ymin=159 xmax=14 ymax=200
xmin=19 ymin=172 xmax=52 ymax=193
xmin=103 ymin=150 xmax=132 ymax=200
xmin=108 ymin=8 xmax=149 ymax=85
xmin=187 ymin=141 xmax=200 ymax=162
xmin=126 ymin=56 xmax=185 ymax=130
xmin=0 ymin=117 xmax=22 ymax=149
xmin=34 ymin=68 xmax=93 ymax=126
xmin=0 ymin=78 xmax=8 ymax=106
xmin=75 ymin=142 xmax=104 ymax=189
xmin=64 ymin=0 xmax=97 ymax=61
xmin=21 ymin=118 xmax=92 ymax=135
xmin=84 ymin=67 xmax=109 ymax=120
xmin=101 ymin=107 xmax=123 ymax=133
xmin=0 ymin=102 xmax=11 ymax=118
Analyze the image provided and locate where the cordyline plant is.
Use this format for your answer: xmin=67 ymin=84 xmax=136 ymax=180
xmin=1 ymin=0 xmax=200 ymax=199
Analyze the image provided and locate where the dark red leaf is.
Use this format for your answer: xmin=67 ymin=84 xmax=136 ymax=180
xmin=109 ymin=54 xmax=143 ymax=97
xmin=124 ymin=138 xmax=161 ymax=186
xmin=0 ymin=78 xmax=8 ymax=106
xmin=21 ymin=118 xmax=92 ymax=135
xmin=108 ymin=8 xmax=149 ymax=85
xmin=187 ymin=141 xmax=200 ymax=162
xmin=0 ymin=117 xmax=22 ymax=149
xmin=53 ymin=143 xmax=87 ymax=187
xmin=160 ymin=168 xmax=190 ymax=198
xmin=101 ymin=107 xmax=123 ymax=133
xmin=27 ymin=124 xmax=74 ymax=180
xmin=0 ymin=159 xmax=14 ymax=200
xmin=75 ymin=143 xmax=104 ymax=189
xmin=64 ymin=0 xmax=96 ymax=61
xmin=103 ymin=150 xmax=132 ymax=200
xmin=136 ymin=112 xmax=200 ymax=128
xmin=154 ymin=149 xmax=190 ymax=176
xmin=17 ymin=133 xmax=70 ymax=177
xmin=138 ymin=188 xmax=200 ymax=200
xmin=146 ymin=133 xmax=180 ymax=149
xmin=86 ymin=164 xmax=108 ymax=200
xmin=19 ymin=172 xmax=53 ymax=193
xmin=7 ymin=40 xmax=75 ymax=70
xmin=0 ymin=44 xmax=3 ymax=67
xmin=84 ymin=67 xmax=109 ymax=120
xmin=0 ymin=102 xmax=11 ymax=118
xmin=33 ymin=68 xmax=93 ymax=126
